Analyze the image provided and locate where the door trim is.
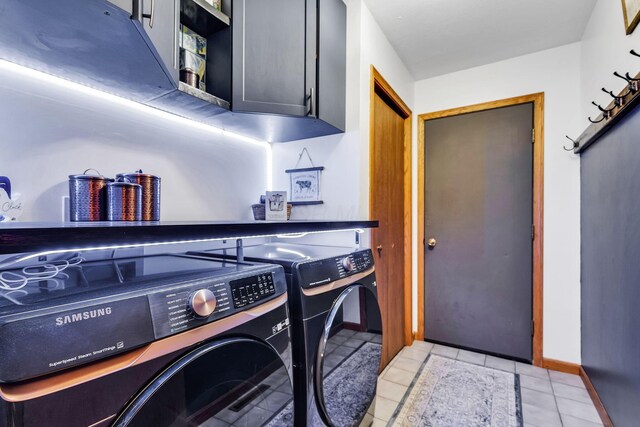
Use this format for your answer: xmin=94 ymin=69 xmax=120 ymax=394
xmin=369 ymin=66 xmax=413 ymax=347
xmin=417 ymin=93 xmax=544 ymax=366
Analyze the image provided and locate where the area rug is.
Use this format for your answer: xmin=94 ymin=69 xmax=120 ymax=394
xmin=266 ymin=341 xmax=382 ymax=427
xmin=389 ymin=354 xmax=522 ymax=427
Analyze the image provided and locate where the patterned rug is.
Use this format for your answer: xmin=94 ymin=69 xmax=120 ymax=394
xmin=389 ymin=355 xmax=522 ymax=427
xmin=266 ymin=341 xmax=382 ymax=427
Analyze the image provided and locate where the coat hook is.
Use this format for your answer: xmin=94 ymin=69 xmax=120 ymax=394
xmin=602 ymin=87 xmax=626 ymax=106
xmin=614 ymin=71 xmax=640 ymax=92
xmin=588 ymin=115 xmax=605 ymax=124
xmin=564 ymin=135 xmax=579 ymax=151
xmin=630 ymin=49 xmax=640 ymax=58
xmin=591 ymin=101 xmax=615 ymax=119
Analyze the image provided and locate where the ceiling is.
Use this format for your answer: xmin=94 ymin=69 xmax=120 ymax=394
xmin=363 ymin=0 xmax=597 ymax=80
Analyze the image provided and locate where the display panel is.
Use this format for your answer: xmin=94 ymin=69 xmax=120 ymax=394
xmin=230 ymin=273 xmax=275 ymax=308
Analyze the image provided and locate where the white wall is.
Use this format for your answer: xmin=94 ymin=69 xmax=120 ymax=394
xmin=580 ymin=0 xmax=640 ymax=121
xmin=0 ymin=61 xmax=270 ymax=222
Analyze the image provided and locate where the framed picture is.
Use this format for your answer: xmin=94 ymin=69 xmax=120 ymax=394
xmin=622 ymin=0 xmax=640 ymax=34
xmin=265 ymin=191 xmax=288 ymax=221
xmin=286 ymin=167 xmax=324 ymax=205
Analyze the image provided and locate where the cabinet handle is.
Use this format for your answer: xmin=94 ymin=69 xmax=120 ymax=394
xmin=142 ymin=0 xmax=155 ymax=28
xmin=307 ymin=87 xmax=316 ymax=117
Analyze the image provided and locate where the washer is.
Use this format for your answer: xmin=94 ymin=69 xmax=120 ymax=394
xmin=0 ymin=254 xmax=293 ymax=427
xmin=191 ymin=243 xmax=382 ymax=427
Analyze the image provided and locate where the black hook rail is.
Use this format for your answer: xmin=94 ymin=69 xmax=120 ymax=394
xmin=572 ymin=49 xmax=640 ymax=154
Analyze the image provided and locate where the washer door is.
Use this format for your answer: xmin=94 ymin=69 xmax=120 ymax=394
xmin=112 ymin=338 xmax=293 ymax=427
xmin=315 ymin=285 xmax=383 ymax=427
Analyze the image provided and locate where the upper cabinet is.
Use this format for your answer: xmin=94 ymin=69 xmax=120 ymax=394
xmin=138 ymin=0 xmax=347 ymax=141
xmin=0 ymin=0 xmax=346 ymax=142
xmin=0 ymin=0 xmax=175 ymax=102
xmin=229 ymin=0 xmax=346 ymax=133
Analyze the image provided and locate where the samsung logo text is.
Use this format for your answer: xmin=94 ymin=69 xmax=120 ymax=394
xmin=55 ymin=307 xmax=113 ymax=326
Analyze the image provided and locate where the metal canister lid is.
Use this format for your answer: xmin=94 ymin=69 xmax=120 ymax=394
xmin=117 ymin=169 xmax=161 ymax=181
xmin=69 ymin=169 xmax=113 ymax=182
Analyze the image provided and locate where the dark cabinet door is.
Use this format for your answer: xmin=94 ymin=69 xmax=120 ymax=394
xmin=317 ymin=0 xmax=346 ymax=131
xmin=132 ymin=0 xmax=180 ymax=85
xmin=232 ymin=0 xmax=309 ymax=116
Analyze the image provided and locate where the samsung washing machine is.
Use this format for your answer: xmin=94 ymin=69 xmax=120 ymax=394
xmin=190 ymin=243 xmax=383 ymax=427
xmin=0 ymin=253 xmax=293 ymax=427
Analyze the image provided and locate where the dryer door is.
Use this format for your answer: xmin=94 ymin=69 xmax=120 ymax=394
xmin=112 ymin=338 xmax=293 ymax=427
xmin=315 ymin=285 xmax=383 ymax=427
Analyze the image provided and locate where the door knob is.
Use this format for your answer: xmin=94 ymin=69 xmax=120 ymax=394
xmin=427 ymin=238 xmax=437 ymax=249
xmin=376 ymin=245 xmax=383 ymax=256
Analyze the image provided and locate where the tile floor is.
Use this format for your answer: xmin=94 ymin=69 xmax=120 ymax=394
xmin=362 ymin=341 xmax=603 ymax=427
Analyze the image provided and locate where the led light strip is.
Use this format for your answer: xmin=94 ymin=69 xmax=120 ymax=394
xmin=0 ymin=58 xmax=273 ymax=189
xmin=4 ymin=228 xmax=366 ymax=266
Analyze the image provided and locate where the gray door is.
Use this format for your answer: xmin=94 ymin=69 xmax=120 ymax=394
xmin=424 ymin=103 xmax=534 ymax=361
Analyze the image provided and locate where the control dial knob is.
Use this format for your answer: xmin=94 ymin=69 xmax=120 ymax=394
xmin=341 ymin=256 xmax=356 ymax=272
xmin=189 ymin=289 xmax=217 ymax=318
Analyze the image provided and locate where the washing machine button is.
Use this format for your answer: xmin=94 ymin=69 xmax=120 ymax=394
xmin=341 ymin=256 xmax=356 ymax=272
xmin=189 ymin=289 xmax=217 ymax=318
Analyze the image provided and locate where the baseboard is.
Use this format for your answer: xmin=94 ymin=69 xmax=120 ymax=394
xmin=541 ymin=358 xmax=581 ymax=375
xmin=579 ymin=367 xmax=614 ymax=427
xmin=342 ymin=321 xmax=367 ymax=332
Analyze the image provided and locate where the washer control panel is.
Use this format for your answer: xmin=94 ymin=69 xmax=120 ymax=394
xmin=336 ymin=250 xmax=373 ymax=278
xmin=298 ymin=249 xmax=374 ymax=289
xmin=230 ymin=273 xmax=276 ymax=308
xmin=148 ymin=266 xmax=283 ymax=339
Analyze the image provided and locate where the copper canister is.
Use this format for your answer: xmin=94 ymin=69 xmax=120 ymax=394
xmin=106 ymin=182 xmax=142 ymax=221
xmin=117 ymin=171 xmax=161 ymax=221
xmin=68 ymin=170 xmax=113 ymax=222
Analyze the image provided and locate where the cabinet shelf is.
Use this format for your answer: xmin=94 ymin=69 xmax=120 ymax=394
xmin=178 ymin=82 xmax=230 ymax=110
xmin=181 ymin=0 xmax=230 ymax=37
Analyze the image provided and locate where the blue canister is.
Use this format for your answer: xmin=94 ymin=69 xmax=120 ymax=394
xmin=106 ymin=181 xmax=142 ymax=221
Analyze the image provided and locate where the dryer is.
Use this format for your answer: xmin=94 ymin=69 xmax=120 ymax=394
xmin=191 ymin=243 xmax=382 ymax=427
xmin=0 ymin=254 xmax=293 ymax=427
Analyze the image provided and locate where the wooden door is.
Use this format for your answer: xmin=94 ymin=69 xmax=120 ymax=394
xmin=370 ymin=78 xmax=410 ymax=369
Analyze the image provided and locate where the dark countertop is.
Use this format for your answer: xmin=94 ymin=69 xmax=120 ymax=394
xmin=0 ymin=220 xmax=378 ymax=255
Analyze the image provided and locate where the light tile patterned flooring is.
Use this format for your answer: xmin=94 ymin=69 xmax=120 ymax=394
xmin=362 ymin=341 xmax=603 ymax=427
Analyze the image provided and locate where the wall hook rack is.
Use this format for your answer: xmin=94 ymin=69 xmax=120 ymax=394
xmin=588 ymin=115 xmax=606 ymax=124
xmin=564 ymin=135 xmax=579 ymax=151
xmin=602 ymin=87 xmax=626 ymax=106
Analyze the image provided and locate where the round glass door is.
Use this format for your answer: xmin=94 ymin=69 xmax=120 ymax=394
xmin=315 ymin=285 xmax=383 ymax=427
xmin=112 ymin=338 xmax=294 ymax=427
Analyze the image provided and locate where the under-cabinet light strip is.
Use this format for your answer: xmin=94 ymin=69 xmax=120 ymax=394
xmin=0 ymin=58 xmax=273 ymax=190
xmin=5 ymin=228 xmax=366 ymax=266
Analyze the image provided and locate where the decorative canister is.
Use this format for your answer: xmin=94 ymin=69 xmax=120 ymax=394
xmin=116 ymin=170 xmax=161 ymax=221
xmin=106 ymin=182 xmax=142 ymax=221
xmin=68 ymin=169 xmax=113 ymax=222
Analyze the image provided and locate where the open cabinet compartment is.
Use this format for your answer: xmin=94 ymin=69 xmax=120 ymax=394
xmin=177 ymin=0 xmax=232 ymax=109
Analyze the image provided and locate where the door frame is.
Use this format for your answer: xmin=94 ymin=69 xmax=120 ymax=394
xmin=417 ymin=93 xmax=544 ymax=366
xmin=369 ymin=66 xmax=413 ymax=347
